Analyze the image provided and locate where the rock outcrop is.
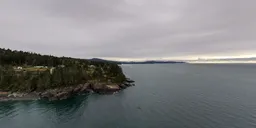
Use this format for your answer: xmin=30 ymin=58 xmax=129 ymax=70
xmin=125 ymin=78 xmax=135 ymax=83
xmin=39 ymin=84 xmax=91 ymax=101
xmin=0 ymin=78 xmax=135 ymax=101
xmin=39 ymin=80 xmax=134 ymax=101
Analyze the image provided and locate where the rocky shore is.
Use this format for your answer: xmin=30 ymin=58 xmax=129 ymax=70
xmin=0 ymin=79 xmax=135 ymax=101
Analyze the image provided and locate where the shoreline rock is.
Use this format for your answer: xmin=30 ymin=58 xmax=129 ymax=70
xmin=0 ymin=80 xmax=135 ymax=102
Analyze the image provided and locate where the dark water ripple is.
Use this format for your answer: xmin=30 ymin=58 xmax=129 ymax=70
xmin=1 ymin=64 xmax=256 ymax=128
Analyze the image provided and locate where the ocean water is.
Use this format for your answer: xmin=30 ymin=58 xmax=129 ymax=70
xmin=1 ymin=64 xmax=256 ymax=128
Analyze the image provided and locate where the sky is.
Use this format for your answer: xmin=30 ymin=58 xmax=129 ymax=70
xmin=1 ymin=0 xmax=256 ymax=61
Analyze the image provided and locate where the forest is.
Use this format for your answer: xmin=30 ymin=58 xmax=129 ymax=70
xmin=0 ymin=48 xmax=126 ymax=92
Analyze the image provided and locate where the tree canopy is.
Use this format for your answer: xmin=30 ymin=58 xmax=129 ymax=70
xmin=0 ymin=48 xmax=126 ymax=92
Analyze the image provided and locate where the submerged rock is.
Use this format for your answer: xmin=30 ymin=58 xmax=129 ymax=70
xmin=126 ymin=78 xmax=135 ymax=83
xmin=124 ymin=82 xmax=132 ymax=87
xmin=119 ymin=84 xmax=127 ymax=89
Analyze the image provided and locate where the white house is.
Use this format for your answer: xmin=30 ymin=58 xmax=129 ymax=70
xmin=58 ymin=65 xmax=65 ymax=68
xmin=50 ymin=67 xmax=55 ymax=74
xmin=17 ymin=66 xmax=23 ymax=70
xmin=35 ymin=66 xmax=48 ymax=68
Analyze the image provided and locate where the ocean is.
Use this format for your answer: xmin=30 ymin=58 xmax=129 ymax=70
xmin=1 ymin=64 xmax=256 ymax=128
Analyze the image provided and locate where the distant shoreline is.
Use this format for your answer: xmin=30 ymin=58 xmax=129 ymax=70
xmin=88 ymin=58 xmax=186 ymax=64
xmin=188 ymin=62 xmax=256 ymax=64
xmin=119 ymin=62 xmax=186 ymax=64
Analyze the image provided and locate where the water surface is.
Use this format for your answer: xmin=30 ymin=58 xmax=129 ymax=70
xmin=1 ymin=64 xmax=256 ymax=128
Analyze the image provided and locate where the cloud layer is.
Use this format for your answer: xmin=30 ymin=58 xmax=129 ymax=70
xmin=1 ymin=0 xmax=256 ymax=60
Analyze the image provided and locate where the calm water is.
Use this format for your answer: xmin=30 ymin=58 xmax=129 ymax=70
xmin=1 ymin=64 xmax=256 ymax=128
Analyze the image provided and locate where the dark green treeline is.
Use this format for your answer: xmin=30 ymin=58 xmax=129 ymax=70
xmin=0 ymin=48 xmax=126 ymax=92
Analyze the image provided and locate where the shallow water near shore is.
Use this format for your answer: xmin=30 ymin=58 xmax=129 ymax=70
xmin=1 ymin=64 xmax=256 ymax=128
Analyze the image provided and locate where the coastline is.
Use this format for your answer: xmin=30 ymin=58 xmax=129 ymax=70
xmin=0 ymin=48 xmax=135 ymax=102
xmin=0 ymin=79 xmax=135 ymax=102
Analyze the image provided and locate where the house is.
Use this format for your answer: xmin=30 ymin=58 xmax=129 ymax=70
xmin=58 ymin=65 xmax=65 ymax=68
xmin=34 ymin=66 xmax=48 ymax=68
xmin=17 ymin=66 xmax=23 ymax=70
xmin=50 ymin=67 xmax=55 ymax=74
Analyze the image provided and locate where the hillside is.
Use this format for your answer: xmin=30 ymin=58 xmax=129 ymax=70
xmin=0 ymin=48 xmax=133 ymax=101
xmin=89 ymin=58 xmax=185 ymax=64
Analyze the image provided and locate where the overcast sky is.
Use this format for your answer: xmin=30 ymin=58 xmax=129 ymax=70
xmin=1 ymin=0 xmax=256 ymax=60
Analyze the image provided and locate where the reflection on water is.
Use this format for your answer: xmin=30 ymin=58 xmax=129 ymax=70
xmin=37 ymin=94 xmax=89 ymax=124
xmin=0 ymin=94 xmax=89 ymax=128
xmin=0 ymin=101 xmax=18 ymax=119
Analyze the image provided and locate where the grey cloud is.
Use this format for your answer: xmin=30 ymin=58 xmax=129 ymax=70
xmin=1 ymin=0 xmax=256 ymax=60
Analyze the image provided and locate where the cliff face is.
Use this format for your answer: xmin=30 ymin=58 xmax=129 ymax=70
xmin=0 ymin=80 xmax=135 ymax=101
xmin=0 ymin=48 xmax=134 ymax=101
xmin=39 ymin=80 xmax=134 ymax=101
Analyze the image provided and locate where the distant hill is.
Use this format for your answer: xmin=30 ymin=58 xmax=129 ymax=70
xmin=88 ymin=58 xmax=120 ymax=64
xmin=88 ymin=58 xmax=186 ymax=64
xmin=120 ymin=60 xmax=186 ymax=64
